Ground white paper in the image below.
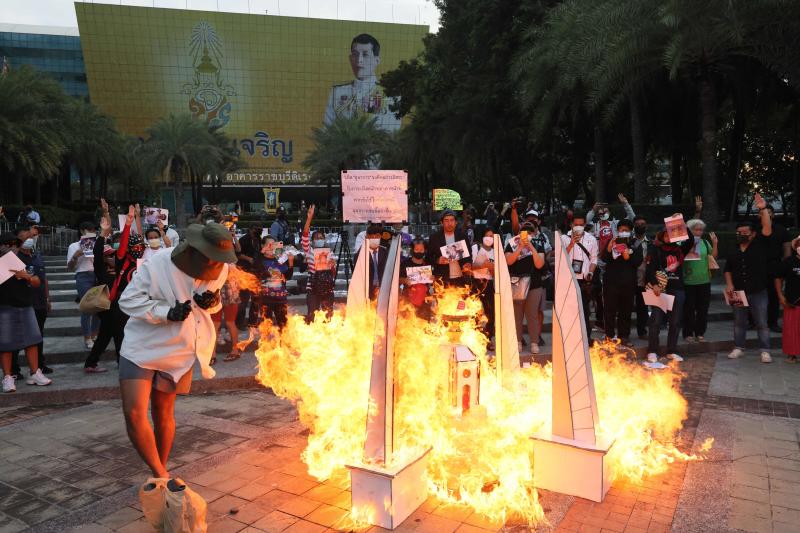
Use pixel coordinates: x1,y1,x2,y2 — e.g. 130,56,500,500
313,248,332,270
0,251,27,285
341,169,408,223
144,207,169,226
664,214,688,243
724,290,749,307
440,239,470,261
643,361,668,370
80,235,96,258
643,289,675,313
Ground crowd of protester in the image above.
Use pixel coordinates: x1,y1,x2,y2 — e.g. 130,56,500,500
1,192,800,393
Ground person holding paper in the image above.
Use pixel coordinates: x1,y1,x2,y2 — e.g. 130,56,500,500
427,210,472,287
401,238,434,320
600,219,642,347
724,193,773,363
68,221,101,349
302,205,336,321
682,219,718,343
644,219,695,364
561,213,598,335
0,233,52,393
471,229,496,349
252,235,295,330
774,236,800,363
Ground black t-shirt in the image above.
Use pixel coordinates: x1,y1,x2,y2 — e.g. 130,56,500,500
768,224,791,263
725,234,771,292
777,255,800,304
237,233,260,271
504,242,544,288
0,253,33,308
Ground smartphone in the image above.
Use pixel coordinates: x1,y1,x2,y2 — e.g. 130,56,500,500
520,230,528,241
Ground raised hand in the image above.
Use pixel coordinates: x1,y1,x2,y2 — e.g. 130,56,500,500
617,193,628,204
167,300,192,321
157,219,165,233
307,204,315,221
100,198,109,213
709,232,718,244
127,204,135,224
754,192,767,211
695,195,703,212
134,203,141,217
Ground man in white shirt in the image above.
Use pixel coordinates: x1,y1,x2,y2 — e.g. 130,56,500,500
67,221,99,348
117,223,236,479
561,213,598,334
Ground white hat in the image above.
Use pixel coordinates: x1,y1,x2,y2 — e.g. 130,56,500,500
525,209,539,218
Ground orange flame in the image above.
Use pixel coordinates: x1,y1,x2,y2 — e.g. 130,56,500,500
254,288,706,526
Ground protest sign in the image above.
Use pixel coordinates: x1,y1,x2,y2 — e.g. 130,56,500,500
313,248,332,270
144,207,169,226
432,189,463,211
341,170,408,223
664,214,689,243
80,234,97,258
406,265,434,285
440,239,470,261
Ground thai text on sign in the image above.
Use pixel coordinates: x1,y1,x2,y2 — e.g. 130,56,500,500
433,189,463,211
341,170,408,223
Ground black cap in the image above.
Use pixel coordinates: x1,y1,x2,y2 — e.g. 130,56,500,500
440,209,457,221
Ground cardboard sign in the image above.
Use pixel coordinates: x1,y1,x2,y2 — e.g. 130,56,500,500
144,207,169,226
664,214,688,243
341,170,408,223
432,189,463,211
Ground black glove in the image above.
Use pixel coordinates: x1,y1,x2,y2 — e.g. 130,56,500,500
167,300,192,322
193,290,220,310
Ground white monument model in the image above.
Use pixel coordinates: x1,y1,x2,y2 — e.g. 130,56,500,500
530,231,614,502
345,235,431,529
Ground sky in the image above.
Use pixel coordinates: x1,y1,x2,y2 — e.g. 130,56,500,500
0,0,441,31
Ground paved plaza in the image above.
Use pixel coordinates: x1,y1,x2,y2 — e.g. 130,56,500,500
0,348,798,533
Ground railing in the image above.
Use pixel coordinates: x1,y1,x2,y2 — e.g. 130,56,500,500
0,222,79,256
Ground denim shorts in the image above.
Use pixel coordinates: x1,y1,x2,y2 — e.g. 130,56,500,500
118,357,192,395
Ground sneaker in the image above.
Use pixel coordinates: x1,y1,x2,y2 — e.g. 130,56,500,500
728,348,744,359
216,335,226,346
531,344,540,355
696,336,705,342
40,366,54,375
26,369,52,387
760,352,773,364
684,337,696,344
647,353,658,363
84,366,108,374
84,339,94,350
667,353,684,362
2,375,16,393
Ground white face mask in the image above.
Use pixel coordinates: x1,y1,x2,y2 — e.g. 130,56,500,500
572,225,584,234
482,236,494,247
368,238,380,250
22,238,36,250
313,239,325,248
618,231,631,238
148,238,161,249
600,212,610,221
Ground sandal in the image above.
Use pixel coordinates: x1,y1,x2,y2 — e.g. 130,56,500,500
224,350,241,362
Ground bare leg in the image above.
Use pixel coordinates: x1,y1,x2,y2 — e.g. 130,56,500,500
23,345,39,374
224,304,239,352
150,388,177,470
1,352,11,376
120,379,168,478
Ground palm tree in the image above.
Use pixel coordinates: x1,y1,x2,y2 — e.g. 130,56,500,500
0,66,68,204
139,114,225,227
304,115,392,211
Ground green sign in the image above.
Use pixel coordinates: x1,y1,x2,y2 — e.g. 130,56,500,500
433,189,463,211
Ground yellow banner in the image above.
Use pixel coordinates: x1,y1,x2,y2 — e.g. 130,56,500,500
433,189,463,211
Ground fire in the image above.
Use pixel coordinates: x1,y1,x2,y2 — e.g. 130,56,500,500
254,288,706,526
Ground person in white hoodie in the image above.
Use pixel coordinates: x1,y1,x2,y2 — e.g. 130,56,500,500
117,223,235,478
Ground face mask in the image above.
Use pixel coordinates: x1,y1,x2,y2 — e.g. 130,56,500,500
736,234,750,244
22,238,35,250
112,242,120,250
313,239,325,248
483,236,494,247
412,251,425,259
368,238,380,250
148,238,161,249
129,247,144,259
600,212,610,221
618,231,631,239
634,225,646,235
572,225,584,234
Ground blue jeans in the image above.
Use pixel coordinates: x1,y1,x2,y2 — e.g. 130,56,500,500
647,289,685,354
75,271,100,338
733,289,770,351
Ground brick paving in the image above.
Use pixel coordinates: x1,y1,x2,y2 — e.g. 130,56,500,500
0,349,798,532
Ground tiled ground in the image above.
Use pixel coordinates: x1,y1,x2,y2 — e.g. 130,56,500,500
1,348,798,532
710,353,800,404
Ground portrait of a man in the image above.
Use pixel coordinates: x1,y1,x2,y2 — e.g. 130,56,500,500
323,33,401,132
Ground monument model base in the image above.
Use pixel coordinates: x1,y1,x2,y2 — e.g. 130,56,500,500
347,447,431,530
531,434,614,502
